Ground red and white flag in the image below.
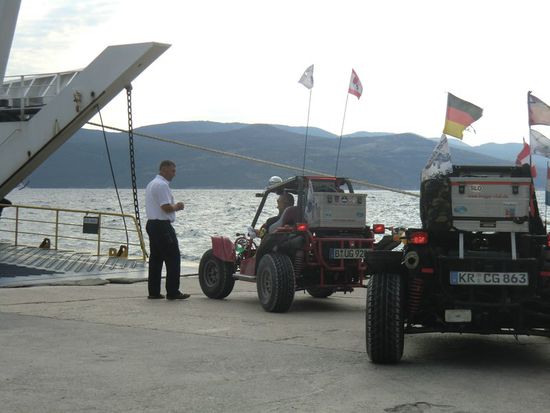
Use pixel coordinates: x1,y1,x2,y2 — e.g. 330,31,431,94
348,69,363,99
528,92,550,126
516,139,530,166
516,138,537,177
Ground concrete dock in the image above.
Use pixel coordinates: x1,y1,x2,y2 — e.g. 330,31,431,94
1,275,550,413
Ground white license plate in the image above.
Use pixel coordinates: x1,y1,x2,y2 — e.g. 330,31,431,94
450,271,528,286
330,248,367,259
445,309,472,323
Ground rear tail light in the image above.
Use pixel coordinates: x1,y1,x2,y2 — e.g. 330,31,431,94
409,231,429,245
373,224,385,234
296,223,309,232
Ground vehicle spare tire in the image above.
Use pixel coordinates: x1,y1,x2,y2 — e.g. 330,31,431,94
256,253,295,313
306,286,334,298
366,272,404,364
198,249,235,299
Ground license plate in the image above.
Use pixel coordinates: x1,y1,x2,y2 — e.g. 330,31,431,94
450,271,528,286
445,309,472,323
329,248,367,259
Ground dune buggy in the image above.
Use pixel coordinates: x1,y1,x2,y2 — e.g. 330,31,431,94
364,165,550,363
199,175,379,312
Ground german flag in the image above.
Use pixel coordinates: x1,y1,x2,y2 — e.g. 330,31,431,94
443,93,483,139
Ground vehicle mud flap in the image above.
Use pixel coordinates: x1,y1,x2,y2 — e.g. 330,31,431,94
364,250,404,274
211,236,236,262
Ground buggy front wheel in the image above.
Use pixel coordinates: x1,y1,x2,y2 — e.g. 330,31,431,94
198,249,235,299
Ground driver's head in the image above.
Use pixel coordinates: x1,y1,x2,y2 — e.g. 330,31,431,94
276,192,294,214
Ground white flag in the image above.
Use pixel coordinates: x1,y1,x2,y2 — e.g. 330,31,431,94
530,129,550,158
528,93,550,126
421,134,453,181
348,69,363,99
298,64,314,89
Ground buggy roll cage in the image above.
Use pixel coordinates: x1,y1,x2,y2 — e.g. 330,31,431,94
250,176,354,229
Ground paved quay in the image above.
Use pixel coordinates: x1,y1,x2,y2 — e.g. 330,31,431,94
1,274,550,413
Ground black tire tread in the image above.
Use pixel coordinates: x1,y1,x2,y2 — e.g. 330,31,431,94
198,249,235,299
257,253,295,313
366,273,404,363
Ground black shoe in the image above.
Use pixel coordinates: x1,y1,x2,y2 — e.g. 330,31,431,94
166,292,190,300
148,294,165,299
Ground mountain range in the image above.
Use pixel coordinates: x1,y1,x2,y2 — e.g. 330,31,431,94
25,121,544,190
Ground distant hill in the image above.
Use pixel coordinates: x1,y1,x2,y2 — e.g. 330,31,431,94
25,121,526,190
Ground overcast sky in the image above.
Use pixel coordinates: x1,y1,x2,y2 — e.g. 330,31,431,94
6,0,550,145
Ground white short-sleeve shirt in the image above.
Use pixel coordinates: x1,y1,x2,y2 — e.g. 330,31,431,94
145,175,175,222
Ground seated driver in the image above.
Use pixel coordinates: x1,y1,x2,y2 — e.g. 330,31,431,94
256,192,294,238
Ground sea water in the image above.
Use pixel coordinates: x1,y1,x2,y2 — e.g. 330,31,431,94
2,188,421,264
5,188,549,264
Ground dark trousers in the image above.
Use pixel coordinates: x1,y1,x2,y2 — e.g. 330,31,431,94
146,220,181,296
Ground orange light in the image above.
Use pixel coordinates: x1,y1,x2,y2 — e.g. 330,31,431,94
296,223,309,232
410,231,429,245
373,224,385,234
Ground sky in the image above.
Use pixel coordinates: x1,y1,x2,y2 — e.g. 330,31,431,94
6,0,550,146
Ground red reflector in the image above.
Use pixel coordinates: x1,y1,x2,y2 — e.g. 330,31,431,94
410,231,429,245
373,224,385,234
296,223,309,232
421,267,434,274
540,271,550,277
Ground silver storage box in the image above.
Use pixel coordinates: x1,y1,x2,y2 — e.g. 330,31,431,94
450,177,531,232
306,192,366,228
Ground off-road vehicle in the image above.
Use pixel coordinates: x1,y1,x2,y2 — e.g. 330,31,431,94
198,175,378,312
364,165,550,363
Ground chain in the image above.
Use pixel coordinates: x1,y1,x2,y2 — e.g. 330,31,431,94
126,85,145,240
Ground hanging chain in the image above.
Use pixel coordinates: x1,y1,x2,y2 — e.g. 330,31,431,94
126,85,144,238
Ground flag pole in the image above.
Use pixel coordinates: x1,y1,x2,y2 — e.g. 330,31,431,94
334,93,350,177
546,161,548,232
301,88,313,175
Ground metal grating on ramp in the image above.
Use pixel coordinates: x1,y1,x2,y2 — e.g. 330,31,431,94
0,263,60,277
0,242,147,287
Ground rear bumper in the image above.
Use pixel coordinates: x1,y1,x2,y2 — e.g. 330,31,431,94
409,255,550,334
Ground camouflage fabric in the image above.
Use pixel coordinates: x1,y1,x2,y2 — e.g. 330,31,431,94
420,178,452,231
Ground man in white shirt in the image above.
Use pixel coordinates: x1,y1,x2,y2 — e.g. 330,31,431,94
145,160,189,300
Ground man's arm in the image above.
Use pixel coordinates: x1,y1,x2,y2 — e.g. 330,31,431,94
161,202,184,213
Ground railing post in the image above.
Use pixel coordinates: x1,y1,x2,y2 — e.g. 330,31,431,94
19,74,24,120
14,206,19,246
54,210,59,250
97,213,102,256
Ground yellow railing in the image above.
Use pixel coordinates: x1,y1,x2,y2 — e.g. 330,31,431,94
0,203,147,260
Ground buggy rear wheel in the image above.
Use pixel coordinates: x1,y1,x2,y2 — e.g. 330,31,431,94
306,286,334,298
366,273,404,364
256,253,295,313
198,249,235,299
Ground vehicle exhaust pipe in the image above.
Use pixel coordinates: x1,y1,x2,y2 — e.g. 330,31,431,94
403,251,420,270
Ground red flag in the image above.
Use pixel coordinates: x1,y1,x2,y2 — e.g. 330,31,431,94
515,139,530,166
348,69,363,99
515,139,537,177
